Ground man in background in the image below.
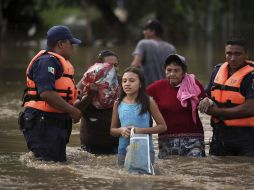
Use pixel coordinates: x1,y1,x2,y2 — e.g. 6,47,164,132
131,19,176,86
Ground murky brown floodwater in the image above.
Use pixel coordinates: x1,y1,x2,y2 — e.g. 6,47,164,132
1,43,254,190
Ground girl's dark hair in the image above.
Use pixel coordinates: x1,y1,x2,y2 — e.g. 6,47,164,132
97,50,118,62
118,67,150,115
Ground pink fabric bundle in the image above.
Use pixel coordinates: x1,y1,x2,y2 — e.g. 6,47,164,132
177,74,201,124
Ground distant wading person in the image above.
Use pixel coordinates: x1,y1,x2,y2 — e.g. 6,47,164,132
131,19,176,86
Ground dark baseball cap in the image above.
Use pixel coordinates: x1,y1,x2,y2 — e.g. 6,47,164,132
47,25,81,44
144,19,163,35
164,54,187,71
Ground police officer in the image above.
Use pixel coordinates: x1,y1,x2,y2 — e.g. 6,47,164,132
199,37,254,156
20,25,82,162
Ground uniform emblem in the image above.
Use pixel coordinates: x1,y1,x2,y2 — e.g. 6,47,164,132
48,66,55,75
229,79,237,84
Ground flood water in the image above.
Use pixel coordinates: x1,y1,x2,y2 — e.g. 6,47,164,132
1,42,254,190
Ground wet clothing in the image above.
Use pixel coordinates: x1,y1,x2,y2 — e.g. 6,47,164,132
147,79,206,158
117,101,155,165
209,121,254,156
80,104,118,155
20,51,75,162
20,108,72,162
158,136,205,158
206,62,254,156
132,39,176,86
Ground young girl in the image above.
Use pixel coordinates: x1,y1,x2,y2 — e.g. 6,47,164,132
110,67,166,165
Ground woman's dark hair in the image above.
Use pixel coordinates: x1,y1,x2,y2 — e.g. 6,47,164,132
164,58,187,73
97,50,118,62
118,67,150,115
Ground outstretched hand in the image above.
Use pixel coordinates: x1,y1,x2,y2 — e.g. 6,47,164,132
198,97,214,113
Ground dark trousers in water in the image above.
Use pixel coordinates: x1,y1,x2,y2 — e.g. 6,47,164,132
210,123,254,156
19,111,72,162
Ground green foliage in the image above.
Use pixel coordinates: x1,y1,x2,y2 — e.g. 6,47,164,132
2,0,254,44
39,6,83,27
83,6,102,21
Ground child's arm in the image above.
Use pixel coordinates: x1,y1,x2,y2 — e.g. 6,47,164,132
110,101,131,138
135,97,167,134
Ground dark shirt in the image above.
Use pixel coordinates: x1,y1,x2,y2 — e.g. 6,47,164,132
206,63,254,99
80,104,118,149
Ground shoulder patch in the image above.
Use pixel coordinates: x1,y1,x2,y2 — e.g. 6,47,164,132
48,66,55,75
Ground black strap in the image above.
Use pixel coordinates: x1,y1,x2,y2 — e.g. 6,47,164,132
211,83,240,92
212,98,239,108
26,87,37,92
247,62,254,68
63,74,73,79
23,94,72,103
22,87,73,105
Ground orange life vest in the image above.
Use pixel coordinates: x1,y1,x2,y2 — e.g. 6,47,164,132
22,50,78,113
211,61,254,127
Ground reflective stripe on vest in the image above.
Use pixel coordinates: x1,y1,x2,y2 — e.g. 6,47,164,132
211,61,254,127
23,50,78,113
